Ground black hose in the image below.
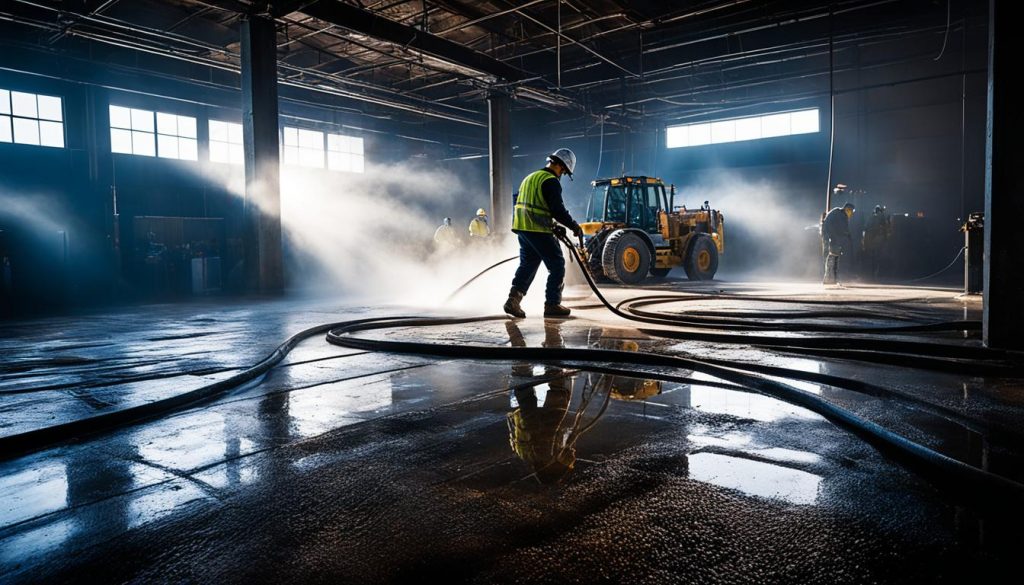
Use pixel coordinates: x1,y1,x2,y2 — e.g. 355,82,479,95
444,256,518,303
4,232,1021,513
325,315,1024,507
0,318,406,461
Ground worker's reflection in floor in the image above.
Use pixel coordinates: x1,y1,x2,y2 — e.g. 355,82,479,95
504,318,575,483
502,320,669,484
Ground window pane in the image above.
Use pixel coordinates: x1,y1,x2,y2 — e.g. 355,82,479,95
37,95,62,122
734,117,762,141
327,151,342,170
299,146,323,168
228,122,243,144
131,108,154,132
210,140,229,163
0,115,11,142
229,143,244,165
710,120,735,144
666,125,687,148
156,112,177,136
209,120,227,142
298,129,322,149
327,133,342,152
177,115,197,139
111,128,133,153
688,123,711,146
157,134,179,159
790,109,819,134
11,92,37,118
179,137,198,161
132,130,155,156
39,121,64,148
353,155,363,173
13,117,40,145
283,127,298,146
761,113,790,138
351,138,363,155
0,90,9,115
109,105,132,129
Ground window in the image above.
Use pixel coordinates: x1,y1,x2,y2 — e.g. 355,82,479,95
109,105,197,159
327,133,364,173
283,127,324,168
0,89,64,148
209,120,243,165
110,105,155,156
156,112,198,160
282,126,364,172
666,108,820,148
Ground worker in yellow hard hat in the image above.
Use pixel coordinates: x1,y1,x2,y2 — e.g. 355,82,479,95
468,208,491,238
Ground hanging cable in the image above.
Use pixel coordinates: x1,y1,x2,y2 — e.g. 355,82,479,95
933,0,951,61
824,4,836,212
904,247,965,283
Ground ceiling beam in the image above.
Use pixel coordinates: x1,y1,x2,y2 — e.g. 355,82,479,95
271,0,529,82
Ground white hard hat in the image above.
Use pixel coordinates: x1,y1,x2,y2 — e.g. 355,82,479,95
476,208,487,216
548,147,577,177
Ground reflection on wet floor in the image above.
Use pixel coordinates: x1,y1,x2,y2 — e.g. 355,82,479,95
500,364,830,505
498,319,835,485
687,452,822,505
1,293,1021,582
687,381,820,421
0,461,67,527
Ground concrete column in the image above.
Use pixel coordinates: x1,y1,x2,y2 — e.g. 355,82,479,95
983,0,1024,349
488,94,513,233
241,16,283,294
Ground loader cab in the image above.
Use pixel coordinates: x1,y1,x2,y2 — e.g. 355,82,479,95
586,177,669,235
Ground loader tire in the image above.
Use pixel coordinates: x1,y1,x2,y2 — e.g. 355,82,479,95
602,231,652,285
684,234,719,280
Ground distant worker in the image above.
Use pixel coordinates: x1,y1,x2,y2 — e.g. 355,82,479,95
503,148,583,319
468,208,491,238
861,205,892,280
433,217,459,249
821,201,856,285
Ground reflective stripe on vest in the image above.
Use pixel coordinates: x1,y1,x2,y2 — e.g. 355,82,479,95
512,169,557,233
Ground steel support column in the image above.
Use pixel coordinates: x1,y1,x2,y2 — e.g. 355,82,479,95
241,16,283,294
983,0,1024,349
488,95,513,233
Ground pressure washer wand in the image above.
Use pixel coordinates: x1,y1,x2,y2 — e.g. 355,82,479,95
553,226,588,267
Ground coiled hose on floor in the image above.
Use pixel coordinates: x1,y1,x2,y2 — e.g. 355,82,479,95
324,315,1024,507
2,236,1022,511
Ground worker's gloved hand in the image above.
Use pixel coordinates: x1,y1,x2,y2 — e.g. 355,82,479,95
571,223,584,239
552,225,567,239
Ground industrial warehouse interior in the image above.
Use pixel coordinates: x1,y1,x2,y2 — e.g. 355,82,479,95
1,0,1022,583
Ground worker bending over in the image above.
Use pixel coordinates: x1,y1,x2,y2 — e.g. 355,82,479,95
503,148,583,318
821,201,856,285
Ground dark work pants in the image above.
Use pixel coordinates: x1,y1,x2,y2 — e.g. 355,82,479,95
822,236,845,284
511,231,565,304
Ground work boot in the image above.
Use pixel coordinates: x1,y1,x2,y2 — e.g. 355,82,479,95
503,288,526,318
543,303,571,318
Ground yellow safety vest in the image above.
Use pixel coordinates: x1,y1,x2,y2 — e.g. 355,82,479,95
513,169,557,233
468,216,490,237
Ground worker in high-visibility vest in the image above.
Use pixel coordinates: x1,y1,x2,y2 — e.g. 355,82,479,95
433,217,459,249
503,148,582,319
468,208,491,238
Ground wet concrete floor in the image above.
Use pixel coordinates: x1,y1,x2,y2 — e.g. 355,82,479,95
1,282,1022,583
